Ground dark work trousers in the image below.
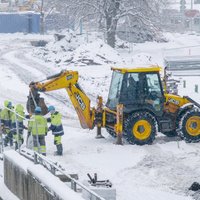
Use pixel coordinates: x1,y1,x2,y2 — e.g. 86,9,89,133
32,135,46,155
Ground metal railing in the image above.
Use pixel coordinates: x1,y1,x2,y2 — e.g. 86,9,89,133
20,149,106,200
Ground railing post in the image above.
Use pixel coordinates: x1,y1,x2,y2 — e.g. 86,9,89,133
183,80,186,88
34,152,38,164
195,84,198,93
51,166,56,175
71,180,77,192
15,112,20,152
0,117,3,153
74,182,77,192
71,180,74,190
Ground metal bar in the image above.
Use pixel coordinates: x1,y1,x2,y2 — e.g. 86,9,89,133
0,120,3,154
14,112,20,152
30,89,38,108
34,152,38,164
74,182,77,192
4,107,26,120
51,166,56,175
30,151,106,200
184,96,200,109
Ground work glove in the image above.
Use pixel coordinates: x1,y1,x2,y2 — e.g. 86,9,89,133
25,115,31,119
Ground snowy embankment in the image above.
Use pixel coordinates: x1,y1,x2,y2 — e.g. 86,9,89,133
0,32,200,200
3,150,84,200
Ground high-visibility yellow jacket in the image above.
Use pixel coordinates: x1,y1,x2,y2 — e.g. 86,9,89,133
11,104,25,133
48,111,64,136
1,105,14,129
28,114,48,136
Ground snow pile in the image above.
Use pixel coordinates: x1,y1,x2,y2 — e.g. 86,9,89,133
34,31,84,65
33,32,123,66
71,39,123,66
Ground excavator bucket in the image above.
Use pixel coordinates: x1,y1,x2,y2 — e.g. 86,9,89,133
27,83,48,115
38,98,48,115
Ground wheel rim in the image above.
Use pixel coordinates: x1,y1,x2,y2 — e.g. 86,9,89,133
186,116,200,136
133,120,152,140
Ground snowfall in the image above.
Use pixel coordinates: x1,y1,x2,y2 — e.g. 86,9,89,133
0,31,200,200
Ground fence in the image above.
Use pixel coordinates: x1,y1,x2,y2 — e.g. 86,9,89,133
181,78,200,94
0,12,40,33
0,106,106,200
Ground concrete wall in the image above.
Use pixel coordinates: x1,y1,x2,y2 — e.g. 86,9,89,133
27,171,54,200
3,150,84,200
3,151,60,200
4,156,28,200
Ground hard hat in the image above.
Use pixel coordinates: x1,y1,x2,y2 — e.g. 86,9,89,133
48,105,55,112
35,106,42,113
4,100,10,107
7,101,12,108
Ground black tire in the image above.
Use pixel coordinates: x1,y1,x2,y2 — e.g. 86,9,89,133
179,108,200,143
124,111,157,145
176,108,193,139
106,127,117,138
163,109,189,139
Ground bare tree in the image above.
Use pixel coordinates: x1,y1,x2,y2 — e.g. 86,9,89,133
45,0,168,47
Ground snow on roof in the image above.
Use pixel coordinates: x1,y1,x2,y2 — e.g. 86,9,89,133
165,55,200,62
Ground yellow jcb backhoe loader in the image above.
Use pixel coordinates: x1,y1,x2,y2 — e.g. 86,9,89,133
28,66,200,145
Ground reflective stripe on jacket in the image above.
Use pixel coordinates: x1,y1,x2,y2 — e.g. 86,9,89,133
28,114,48,136
48,112,64,136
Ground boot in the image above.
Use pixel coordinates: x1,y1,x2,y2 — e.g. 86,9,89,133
10,139,13,147
55,144,63,156
8,132,13,147
15,142,18,150
4,136,8,147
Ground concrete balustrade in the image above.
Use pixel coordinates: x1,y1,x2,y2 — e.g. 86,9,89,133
3,150,84,200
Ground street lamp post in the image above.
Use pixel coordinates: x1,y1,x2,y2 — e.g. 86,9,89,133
180,0,186,31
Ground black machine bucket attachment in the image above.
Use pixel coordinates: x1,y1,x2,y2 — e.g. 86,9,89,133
27,83,48,115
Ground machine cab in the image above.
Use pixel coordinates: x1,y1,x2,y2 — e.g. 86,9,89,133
106,67,165,116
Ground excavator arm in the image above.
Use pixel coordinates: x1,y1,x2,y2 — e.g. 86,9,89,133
29,70,95,129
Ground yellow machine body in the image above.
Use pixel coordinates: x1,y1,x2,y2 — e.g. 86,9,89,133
29,66,200,145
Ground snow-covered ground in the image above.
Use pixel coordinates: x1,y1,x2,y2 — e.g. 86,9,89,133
0,32,200,200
